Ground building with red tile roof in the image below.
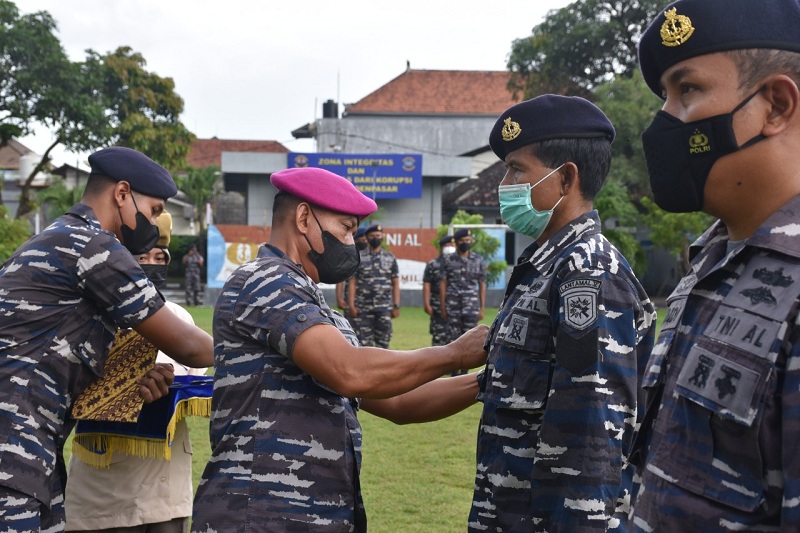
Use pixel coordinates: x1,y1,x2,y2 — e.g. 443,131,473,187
303,68,519,158
187,137,288,168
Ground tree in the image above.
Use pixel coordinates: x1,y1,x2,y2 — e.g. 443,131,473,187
506,0,671,98
640,197,714,276
594,181,646,275
438,210,507,286
36,179,82,222
0,1,69,146
0,206,29,262
86,46,195,172
174,165,222,233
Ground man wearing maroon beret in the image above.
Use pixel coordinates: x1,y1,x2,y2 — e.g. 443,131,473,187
191,167,489,532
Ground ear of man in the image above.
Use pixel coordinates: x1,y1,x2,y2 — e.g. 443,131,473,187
761,75,800,137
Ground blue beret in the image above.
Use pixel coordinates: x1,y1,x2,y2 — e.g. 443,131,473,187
365,223,383,235
271,167,377,218
639,0,800,97
88,146,177,199
454,228,471,240
489,95,615,161
354,227,367,238
439,235,455,247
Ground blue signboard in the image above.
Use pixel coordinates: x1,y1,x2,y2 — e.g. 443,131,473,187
288,152,423,199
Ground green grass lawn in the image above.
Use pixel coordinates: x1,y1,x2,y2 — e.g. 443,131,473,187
67,303,668,532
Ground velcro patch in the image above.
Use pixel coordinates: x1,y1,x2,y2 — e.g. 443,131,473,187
676,347,761,425
558,279,601,330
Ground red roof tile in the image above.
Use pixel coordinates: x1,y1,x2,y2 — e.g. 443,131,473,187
345,69,518,116
187,138,289,168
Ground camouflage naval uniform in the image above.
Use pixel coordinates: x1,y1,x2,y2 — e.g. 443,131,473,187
468,211,656,532
192,243,366,532
442,250,486,340
423,256,448,345
184,252,203,306
0,203,164,531
631,195,800,531
351,248,398,348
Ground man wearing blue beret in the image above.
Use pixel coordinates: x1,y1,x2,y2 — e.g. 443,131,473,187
0,146,214,531
192,167,489,532
468,95,656,531
631,0,800,530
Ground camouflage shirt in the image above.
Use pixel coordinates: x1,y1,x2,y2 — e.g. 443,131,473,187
353,248,398,311
422,256,444,313
469,211,656,532
0,202,163,504
631,195,800,531
442,251,486,315
192,244,365,532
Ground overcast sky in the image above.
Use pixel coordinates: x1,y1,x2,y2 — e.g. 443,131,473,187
17,0,574,166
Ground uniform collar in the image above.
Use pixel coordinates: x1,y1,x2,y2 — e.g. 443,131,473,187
66,202,103,232
691,194,800,261
525,210,601,273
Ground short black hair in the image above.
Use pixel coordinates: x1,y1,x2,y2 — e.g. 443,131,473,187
271,191,302,227
727,49,800,94
82,173,117,199
529,137,612,201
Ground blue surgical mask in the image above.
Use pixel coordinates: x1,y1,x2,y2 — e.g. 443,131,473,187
498,164,564,240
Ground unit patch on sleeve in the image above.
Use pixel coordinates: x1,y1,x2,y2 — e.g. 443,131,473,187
558,278,602,330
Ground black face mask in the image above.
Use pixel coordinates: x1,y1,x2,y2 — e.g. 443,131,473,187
119,194,160,255
642,87,765,213
140,264,168,290
368,237,382,250
304,209,361,284
356,241,368,251
458,242,471,253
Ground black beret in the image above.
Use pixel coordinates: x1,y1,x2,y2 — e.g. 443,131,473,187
454,228,471,240
489,95,615,161
439,235,455,247
355,227,367,238
365,223,383,235
88,146,177,199
639,0,800,97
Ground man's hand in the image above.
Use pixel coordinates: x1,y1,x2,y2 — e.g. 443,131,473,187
448,324,489,370
138,363,175,403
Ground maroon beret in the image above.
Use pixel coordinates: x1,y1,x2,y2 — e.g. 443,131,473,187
270,167,377,218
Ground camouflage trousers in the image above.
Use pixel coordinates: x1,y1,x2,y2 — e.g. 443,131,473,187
446,312,479,374
429,313,449,346
351,309,392,348
0,486,64,532
185,272,203,306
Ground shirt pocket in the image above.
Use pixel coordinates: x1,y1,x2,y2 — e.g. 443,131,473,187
486,310,553,409
649,338,775,512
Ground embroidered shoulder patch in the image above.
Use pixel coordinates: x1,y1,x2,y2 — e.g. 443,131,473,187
558,279,601,330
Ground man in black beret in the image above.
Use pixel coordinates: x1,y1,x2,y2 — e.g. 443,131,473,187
0,146,213,531
631,1,800,530
423,235,457,347
467,94,656,532
440,228,487,374
348,223,401,348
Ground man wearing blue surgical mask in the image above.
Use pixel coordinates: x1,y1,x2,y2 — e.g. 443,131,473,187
467,95,656,532
631,1,800,530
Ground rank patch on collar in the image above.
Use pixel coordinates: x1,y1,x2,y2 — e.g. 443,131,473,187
558,278,601,330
